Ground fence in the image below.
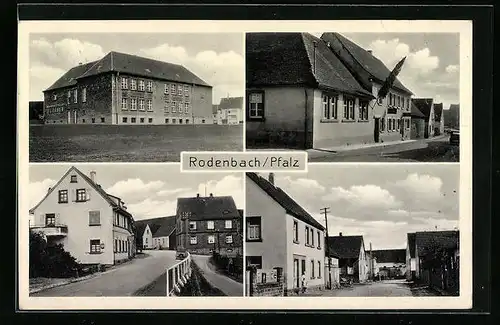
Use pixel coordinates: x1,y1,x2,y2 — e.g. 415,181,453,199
165,252,192,296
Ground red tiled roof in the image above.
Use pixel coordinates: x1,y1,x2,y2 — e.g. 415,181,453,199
45,51,211,92
247,173,325,231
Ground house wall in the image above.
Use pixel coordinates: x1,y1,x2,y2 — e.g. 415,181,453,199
142,225,154,249
245,177,287,272
324,257,340,287
31,172,115,265
113,224,134,262
115,73,213,125
424,106,435,138
43,74,113,125
285,213,325,291
358,243,369,283
153,236,170,249
246,87,311,149
411,117,426,139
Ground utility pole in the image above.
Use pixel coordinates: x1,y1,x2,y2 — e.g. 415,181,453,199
320,207,332,289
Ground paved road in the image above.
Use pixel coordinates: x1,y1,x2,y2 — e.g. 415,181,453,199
32,250,177,297
191,255,244,296
308,136,458,162
305,279,413,297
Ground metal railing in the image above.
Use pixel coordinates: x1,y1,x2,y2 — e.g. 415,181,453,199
166,252,192,296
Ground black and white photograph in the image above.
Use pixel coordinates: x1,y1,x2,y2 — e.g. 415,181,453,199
27,164,244,297
28,32,244,162
245,32,460,162
245,165,460,297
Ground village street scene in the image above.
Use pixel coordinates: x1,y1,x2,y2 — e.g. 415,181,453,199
28,33,244,162
245,164,460,297
28,164,244,297
245,32,460,162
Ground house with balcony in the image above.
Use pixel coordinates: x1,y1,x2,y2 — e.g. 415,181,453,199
327,233,369,283
175,194,242,257
245,172,326,295
29,166,136,266
135,216,176,250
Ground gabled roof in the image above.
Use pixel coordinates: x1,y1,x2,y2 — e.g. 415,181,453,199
177,195,240,221
412,98,434,119
238,209,244,218
246,33,374,98
135,216,176,238
327,235,364,259
407,233,416,258
45,51,211,92
411,101,426,118
434,103,444,121
371,249,406,264
218,97,243,110
247,173,325,231
415,230,459,256
29,166,133,221
321,32,413,95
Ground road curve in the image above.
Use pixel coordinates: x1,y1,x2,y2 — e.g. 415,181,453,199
191,254,243,296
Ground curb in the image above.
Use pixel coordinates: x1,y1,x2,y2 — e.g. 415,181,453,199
29,274,97,294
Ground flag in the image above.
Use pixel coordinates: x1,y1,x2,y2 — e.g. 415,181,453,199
377,56,406,100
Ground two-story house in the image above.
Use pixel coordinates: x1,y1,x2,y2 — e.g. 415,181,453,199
175,194,242,257
327,233,369,283
412,98,435,138
135,216,176,250
43,51,213,125
217,96,244,125
245,172,326,294
29,166,136,266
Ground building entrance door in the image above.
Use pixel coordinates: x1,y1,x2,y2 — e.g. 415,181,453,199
293,258,299,288
374,118,380,142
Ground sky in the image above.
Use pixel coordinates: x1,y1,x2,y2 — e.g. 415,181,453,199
29,33,244,105
255,164,459,250
310,32,460,110
29,164,243,221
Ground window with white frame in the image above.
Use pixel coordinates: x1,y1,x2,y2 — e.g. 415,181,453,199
343,97,355,120
90,239,101,254
225,235,233,244
73,89,78,103
359,100,369,121
189,221,197,230
246,217,261,241
139,99,145,111
121,77,128,89
305,226,310,245
248,91,264,119
208,235,215,244
121,98,128,110
164,84,169,94
130,79,137,90
171,84,175,93
147,99,153,111
82,88,87,103
225,220,232,229
190,236,197,244
172,101,177,112
184,103,189,113
293,220,299,243
67,91,71,104
164,99,170,112
207,221,215,230
184,85,189,96
177,85,182,95
139,80,145,91
322,94,338,120
147,81,153,92
131,98,137,111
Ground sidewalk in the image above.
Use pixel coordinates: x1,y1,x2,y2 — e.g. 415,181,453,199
310,139,418,153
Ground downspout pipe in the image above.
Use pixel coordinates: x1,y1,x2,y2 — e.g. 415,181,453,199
304,89,309,149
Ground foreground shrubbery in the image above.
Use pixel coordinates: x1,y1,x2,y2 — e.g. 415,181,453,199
211,252,243,283
29,231,80,278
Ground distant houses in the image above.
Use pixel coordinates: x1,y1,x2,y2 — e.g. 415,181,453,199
217,96,244,124
135,216,176,250
444,104,460,130
371,249,407,279
411,98,447,138
327,233,369,283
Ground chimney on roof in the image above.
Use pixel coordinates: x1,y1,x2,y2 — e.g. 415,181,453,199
79,62,83,65
90,171,96,182
268,173,275,185
209,193,213,197
339,232,343,236
196,193,200,198
367,49,373,55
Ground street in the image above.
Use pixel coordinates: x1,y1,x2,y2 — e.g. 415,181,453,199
191,254,244,296
308,136,459,162
31,250,177,297
301,279,414,297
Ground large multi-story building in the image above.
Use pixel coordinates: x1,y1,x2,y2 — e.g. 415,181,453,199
29,166,136,266
245,172,326,294
175,194,242,257
42,51,213,125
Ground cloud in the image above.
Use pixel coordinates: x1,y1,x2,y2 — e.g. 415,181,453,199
322,184,401,210
445,64,459,73
393,173,443,201
29,178,56,208
201,174,244,209
127,198,178,220
157,188,192,197
105,179,165,201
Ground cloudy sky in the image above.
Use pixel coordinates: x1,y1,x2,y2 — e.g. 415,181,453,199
29,164,243,220
311,32,460,110
256,164,459,250
29,33,244,105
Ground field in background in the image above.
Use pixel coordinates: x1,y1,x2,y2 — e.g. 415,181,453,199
29,124,243,162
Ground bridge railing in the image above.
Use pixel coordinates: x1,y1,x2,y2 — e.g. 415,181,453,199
166,252,192,296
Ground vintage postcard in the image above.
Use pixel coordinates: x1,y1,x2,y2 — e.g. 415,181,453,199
18,19,472,310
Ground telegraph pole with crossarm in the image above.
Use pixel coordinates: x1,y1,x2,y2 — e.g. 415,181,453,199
321,207,332,289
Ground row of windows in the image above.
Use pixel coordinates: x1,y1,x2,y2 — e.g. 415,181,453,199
309,259,322,280
189,234,233,245
188,220,233,230
388,92,410,110
114,238,130,253
114,212,130,230
121,77,191,97
52,88,87,104
121,98,153,111
45,106,65,114
293,220,322,249
57,188,88,203
379,117,411,133
322,93,369,121
164,101,190,113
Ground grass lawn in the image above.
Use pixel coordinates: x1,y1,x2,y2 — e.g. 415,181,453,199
29,124,243,162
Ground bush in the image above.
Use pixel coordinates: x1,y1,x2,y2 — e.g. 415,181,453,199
29,231,80,278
